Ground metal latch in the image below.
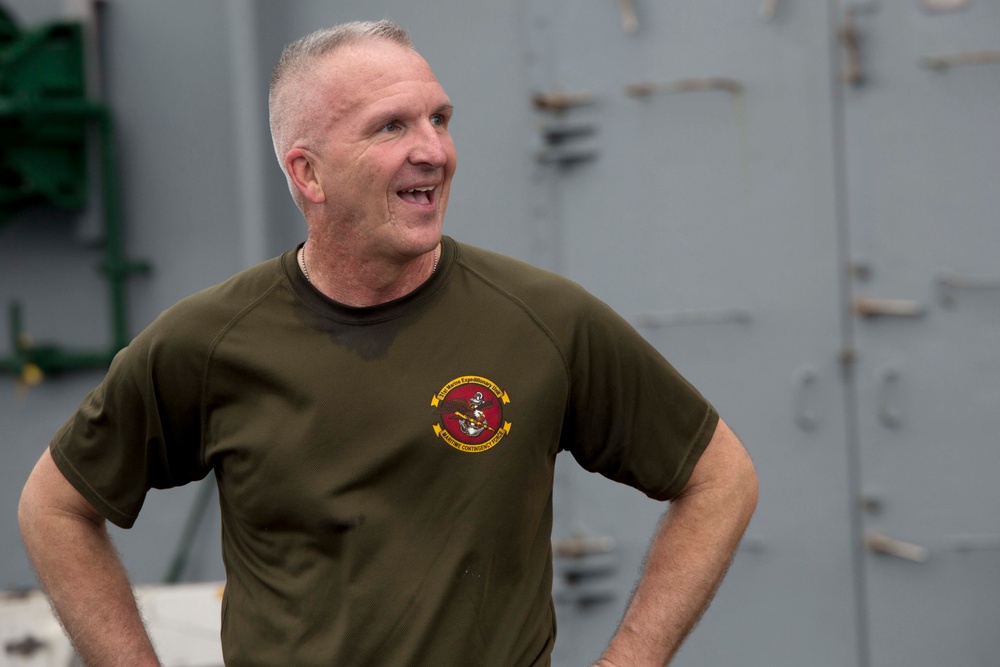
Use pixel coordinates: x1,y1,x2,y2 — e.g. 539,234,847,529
921,0,968,12
922,50,1000,71
936,272,1000,307
553,535,616,559
532,91,595,112
865,530,929,562
853,297,924,318
625,77,743,98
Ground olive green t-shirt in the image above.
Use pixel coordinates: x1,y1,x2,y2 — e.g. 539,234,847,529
51,237,718,666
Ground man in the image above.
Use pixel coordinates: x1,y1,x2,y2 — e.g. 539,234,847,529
19,20,757,667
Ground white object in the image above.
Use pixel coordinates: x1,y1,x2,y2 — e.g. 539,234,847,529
1,582,224,667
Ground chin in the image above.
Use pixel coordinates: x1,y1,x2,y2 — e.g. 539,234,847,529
385,227,441,260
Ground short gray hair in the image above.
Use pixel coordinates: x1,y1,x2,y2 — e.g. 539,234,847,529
269,20,412,99
268,20,414,209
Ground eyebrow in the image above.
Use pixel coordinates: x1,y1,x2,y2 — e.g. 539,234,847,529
361,101,454,133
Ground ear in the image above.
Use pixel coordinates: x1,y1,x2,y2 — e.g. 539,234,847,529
285,147,326,204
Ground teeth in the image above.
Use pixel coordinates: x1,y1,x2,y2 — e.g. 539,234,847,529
403,186,435,193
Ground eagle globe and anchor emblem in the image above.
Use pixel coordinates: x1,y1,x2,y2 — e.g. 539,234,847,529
431,376,512,453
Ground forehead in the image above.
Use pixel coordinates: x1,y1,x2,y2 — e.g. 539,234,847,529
313,42,450,124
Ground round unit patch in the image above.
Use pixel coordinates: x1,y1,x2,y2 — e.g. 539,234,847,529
431,376,512,453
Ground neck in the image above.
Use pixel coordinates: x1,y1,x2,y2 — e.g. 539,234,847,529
300,238,440,307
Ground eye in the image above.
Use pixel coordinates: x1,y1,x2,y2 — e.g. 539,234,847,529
431,114,449,128
381,121,400,133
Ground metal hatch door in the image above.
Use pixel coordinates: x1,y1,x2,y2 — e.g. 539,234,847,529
524,2,860,665
838,1,1000,664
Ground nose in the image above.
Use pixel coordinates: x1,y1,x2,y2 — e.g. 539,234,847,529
408,120,450,168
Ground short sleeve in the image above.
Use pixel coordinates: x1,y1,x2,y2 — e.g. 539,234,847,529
50,317,212,529
560,297,718,501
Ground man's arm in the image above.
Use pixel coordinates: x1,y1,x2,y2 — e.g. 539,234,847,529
18,448,161,667
595,418,758,667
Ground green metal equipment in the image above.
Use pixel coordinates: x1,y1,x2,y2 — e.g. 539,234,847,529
0,5,149,381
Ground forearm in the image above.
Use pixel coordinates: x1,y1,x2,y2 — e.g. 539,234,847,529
597,420,758,667
19,453,161,667
598,486,755,666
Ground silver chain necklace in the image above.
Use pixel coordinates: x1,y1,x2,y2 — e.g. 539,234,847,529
298,243,438,284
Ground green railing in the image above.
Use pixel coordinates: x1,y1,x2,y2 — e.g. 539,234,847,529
0,6,150,380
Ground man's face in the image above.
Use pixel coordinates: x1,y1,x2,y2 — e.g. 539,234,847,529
300,42,457,262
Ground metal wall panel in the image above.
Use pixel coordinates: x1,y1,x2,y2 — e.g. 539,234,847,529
524,2,861,665
839,1,1000,664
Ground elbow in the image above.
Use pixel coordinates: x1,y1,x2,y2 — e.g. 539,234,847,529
714,424,758,527
724,420,758,520
724,442,758,530
680,417,759,521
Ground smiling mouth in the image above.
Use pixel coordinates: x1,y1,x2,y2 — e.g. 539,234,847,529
397,186,435,206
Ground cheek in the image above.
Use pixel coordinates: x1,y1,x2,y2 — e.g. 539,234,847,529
372,154,408,190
